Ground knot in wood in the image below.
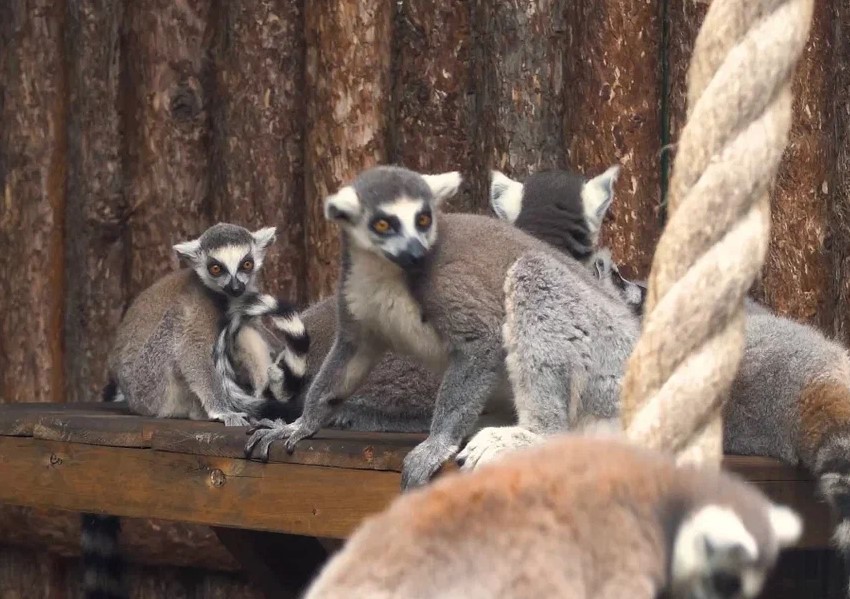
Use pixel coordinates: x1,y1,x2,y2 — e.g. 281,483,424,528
169,77,202,122
49,453,62,466
209,468,226,487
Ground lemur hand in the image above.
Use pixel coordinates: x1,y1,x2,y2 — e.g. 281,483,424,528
244,417,318,461
400,437,459,491
211,411,251,427
456,426,541,471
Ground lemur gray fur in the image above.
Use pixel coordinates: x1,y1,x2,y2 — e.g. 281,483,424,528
105,222,308,426
475,176,850,595
304,435,802,599
245,165,635,489
238,165,623,436
84,223,309,599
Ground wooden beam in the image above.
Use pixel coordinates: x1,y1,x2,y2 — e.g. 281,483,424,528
0,437,399,539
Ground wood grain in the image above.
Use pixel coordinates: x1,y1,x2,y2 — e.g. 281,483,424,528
834,0,850,347
209,0,308,304
122,0,214,298
303,0,393,301
0,0,68,403
563,0,664,280
63,0,129,405
392,0,481,213
0,437,401,539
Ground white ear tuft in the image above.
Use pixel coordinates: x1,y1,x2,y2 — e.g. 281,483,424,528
582,164,620,236
422,171,462,206
324,186,361,222
768,505,802,547
489,171,525,224
173,239,201,263
252,226,277,250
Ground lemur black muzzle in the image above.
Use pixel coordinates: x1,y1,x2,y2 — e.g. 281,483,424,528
394,239,427,269
226,279,246,297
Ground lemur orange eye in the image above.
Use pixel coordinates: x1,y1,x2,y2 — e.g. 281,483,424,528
208,264,222,277
417,213,432,228
241,259,254,272
372,219,391,234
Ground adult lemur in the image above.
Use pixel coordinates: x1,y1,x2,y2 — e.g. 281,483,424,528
305,435,801,599
83,223,308,599
246,166,638,489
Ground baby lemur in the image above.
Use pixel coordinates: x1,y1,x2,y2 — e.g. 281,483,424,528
305,435,802,599
245,166,636,489
106,222,308,426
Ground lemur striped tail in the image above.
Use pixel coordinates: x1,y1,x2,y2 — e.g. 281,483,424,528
81,513,125,599
213,293,309,414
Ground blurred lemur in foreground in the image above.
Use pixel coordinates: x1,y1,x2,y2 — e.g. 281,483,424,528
305,435,801,599
245,165,638,490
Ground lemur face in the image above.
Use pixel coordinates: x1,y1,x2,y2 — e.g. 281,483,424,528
173,223,277,297
324,166,462,270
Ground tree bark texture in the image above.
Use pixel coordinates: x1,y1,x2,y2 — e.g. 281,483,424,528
0,545,262,599
210,0,307,305
63,0,128,405
0,506,239,572
0,0,68,404
392,0,481,213
758,1,834,327
833,0,850,346
480,0,569,177
303,0,393,301
562,0,664,280
122,0,213,299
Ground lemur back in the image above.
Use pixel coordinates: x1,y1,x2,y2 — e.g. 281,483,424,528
305,436,801,599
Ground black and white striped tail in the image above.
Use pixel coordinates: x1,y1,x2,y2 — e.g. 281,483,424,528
81,513,125,599
213,293,309,413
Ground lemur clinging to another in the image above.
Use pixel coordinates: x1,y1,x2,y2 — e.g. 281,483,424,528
245,166,637,489
304,435,802,599
105,222,309,426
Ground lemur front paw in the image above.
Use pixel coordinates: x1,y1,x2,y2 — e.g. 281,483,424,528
244,417,318,462
455,426,541,471
212,411,251,427
400,438,459,491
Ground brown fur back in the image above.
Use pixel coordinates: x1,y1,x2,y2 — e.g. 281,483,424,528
798,380,850,462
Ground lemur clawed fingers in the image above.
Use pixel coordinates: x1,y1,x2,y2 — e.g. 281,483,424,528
214,411,251,427
400,439,459,490
456,426,541,471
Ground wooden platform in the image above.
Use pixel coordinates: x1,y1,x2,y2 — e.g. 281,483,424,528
0,402,838,596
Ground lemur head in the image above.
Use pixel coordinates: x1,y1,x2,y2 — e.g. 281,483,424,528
324,166,462,269
668,495,802,598
490,164,620,263
590,249,647,316
173,223,277,298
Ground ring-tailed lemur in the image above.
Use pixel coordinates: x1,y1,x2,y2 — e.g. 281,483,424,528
83,223,308,599
245,166,636,489
304,435,802,599
482,172,850,595
105,222,308,425
234,165,623,436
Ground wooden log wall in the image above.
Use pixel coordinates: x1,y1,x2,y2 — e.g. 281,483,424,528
1,0,849,596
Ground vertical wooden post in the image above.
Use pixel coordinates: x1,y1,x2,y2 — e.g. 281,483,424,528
303,1,393,301
392,0,479,213
834,0,850,346
122,0,214,298
0,0,68,403
209,0,308,304
563,1,664,280
64,0,128,404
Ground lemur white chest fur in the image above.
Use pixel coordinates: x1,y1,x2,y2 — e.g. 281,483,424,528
344,249,447,371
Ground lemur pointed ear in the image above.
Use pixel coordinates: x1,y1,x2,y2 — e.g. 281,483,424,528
324,186,361,223
768,505,802,547
422,171,462,206
173,238,201,263
582,164,620,237
252,226,277,250
490,171,524,224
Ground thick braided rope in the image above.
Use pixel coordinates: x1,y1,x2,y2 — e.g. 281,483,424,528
620,0,814,465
